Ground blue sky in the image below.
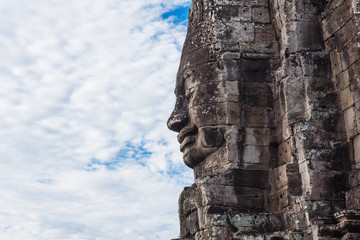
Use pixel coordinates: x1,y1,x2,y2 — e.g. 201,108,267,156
162,5,190,24
0,0,192,239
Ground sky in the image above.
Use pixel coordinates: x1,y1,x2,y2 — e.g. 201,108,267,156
0,0,192,239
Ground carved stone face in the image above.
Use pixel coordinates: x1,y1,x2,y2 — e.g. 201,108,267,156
168,66,219,168
167,0,242,168
167,57,240,168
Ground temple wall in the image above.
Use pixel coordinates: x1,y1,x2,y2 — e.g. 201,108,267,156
169,0,360,239
322,0,360,212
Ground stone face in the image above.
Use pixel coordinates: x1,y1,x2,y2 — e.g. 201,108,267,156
168,0,360,239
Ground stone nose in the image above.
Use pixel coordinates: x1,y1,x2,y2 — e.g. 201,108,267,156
167,94,188,132
167,110,188,132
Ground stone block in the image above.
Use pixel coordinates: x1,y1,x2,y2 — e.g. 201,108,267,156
340,86,354,110
245,82,274,107
301,51,331,77
325,35,336,52
334,15,360,51
229,213,284,234
284,77,307,123
225,169,270,190
309,170,348,201
340,36,360,70
286,172,302,196
274,118,292,143
193,146,233,179
274,0,322,23
237,6,252,21
355,135,360,165
254,23,275,42
272,165,287,190
272,0,292,23
349,170,360,187
214,40,240,53
306,90,338,110
330,49,343,76
179,45,215,72
278,138,292,166
221,59,241,81
239,41,279,56
344,106,357,140
178,63,218,88
242,58,270,73
244,106,275,128
243,145,271,165
191,101,240,127
245,128,271,146
243,68,270,83
310,200,346,219
282,21,323,54
323,0,348,16
349,58,360,86
298,129,338,149
182,21,216,52
198,126,227,148
214,5,241,21
191,81,224,105
274,99,285,124
336,69,350,90
322,0,354,40
215,22,255,43
308,144,350,171
306,76,334,93
283,210,311,231
191,81,239,106
294,0,323,21
179,186,202,219
202,184,266,210
269,188,288,212
346,185,360,209
354,0,360,13
242,59,272,82
330,50,343,76
276,55,303,79
355,94,360,134
181,211,199,236
252,7,270,23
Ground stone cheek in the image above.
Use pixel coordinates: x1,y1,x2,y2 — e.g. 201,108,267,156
190,102,240,127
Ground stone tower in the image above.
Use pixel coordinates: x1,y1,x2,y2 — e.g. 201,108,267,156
167,0,360,239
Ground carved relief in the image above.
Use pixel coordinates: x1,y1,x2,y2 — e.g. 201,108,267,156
168,0,360,239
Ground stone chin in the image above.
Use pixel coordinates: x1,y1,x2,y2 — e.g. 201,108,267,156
182,145,219,168
181,126,227,168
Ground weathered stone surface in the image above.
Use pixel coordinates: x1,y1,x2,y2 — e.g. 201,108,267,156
167,0,360,239
340,36,360,70
336,69,350,90
277,138,292,166
245,128,271,146
340,86,354,110
344,106,357,140
354,135,360,165
322,0,355,39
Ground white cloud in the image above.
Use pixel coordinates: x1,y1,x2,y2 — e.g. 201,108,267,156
0,0,192,239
